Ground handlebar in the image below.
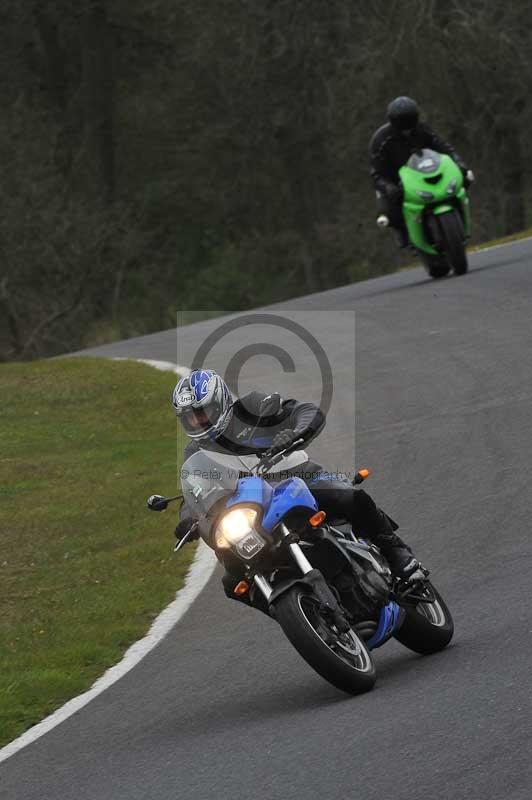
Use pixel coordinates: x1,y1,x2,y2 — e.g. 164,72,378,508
255,437,305,475
170,456,370,554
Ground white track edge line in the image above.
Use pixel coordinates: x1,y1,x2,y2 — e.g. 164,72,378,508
470,234,532,256
115,357,191,377
0,358,215,765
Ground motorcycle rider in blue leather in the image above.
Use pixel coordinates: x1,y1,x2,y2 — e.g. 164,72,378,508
167,369,424,602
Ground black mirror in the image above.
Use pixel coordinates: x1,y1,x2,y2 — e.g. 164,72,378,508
259,393,281,417
147,494,169,512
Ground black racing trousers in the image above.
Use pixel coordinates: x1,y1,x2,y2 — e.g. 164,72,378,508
308,481,392,537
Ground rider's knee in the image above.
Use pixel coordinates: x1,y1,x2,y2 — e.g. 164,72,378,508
352,488,380,528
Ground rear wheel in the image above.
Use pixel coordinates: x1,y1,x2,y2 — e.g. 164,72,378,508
394,582,454,654
438,212,468,275
274,587,376,695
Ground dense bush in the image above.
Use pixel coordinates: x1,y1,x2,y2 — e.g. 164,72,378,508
1,1,531,359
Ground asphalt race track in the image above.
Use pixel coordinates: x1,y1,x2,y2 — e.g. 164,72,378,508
3,239,532,800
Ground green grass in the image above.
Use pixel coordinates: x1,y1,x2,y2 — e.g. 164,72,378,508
0,358,193,747
467,226,532,252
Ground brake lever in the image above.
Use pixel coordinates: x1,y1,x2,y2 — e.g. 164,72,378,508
174,522,199,553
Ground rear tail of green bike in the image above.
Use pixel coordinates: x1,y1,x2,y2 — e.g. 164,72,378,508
400,149,471,278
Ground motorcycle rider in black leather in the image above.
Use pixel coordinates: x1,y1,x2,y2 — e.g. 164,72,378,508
370,96,472,248
167,369,423,605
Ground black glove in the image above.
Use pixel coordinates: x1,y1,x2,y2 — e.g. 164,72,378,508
174,518,199,542
383,182,403,203
269,428,298,456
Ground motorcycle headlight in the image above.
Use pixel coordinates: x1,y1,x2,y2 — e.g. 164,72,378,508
416,190,434,201
446,179,458,195
214,508,266,559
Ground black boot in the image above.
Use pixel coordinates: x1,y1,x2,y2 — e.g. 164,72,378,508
393,225,409,249
372,510,422,580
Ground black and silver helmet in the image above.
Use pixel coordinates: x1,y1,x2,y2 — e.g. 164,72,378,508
172,369,233,442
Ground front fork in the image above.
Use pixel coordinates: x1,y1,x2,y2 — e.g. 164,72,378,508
254,523,313,601
253,525,350,633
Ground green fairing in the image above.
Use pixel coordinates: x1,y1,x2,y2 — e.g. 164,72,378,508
399,151,471,254
432,204,453,215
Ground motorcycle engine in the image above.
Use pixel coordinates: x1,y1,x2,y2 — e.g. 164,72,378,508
303,534,392,621
335,555,392,621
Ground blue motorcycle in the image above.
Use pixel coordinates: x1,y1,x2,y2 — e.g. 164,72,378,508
149,443,453,695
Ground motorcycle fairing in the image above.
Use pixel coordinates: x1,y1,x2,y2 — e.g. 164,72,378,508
432,204,453,215
261,477,318,532
226,476,273,514
226,475,318,534
400,149,470,254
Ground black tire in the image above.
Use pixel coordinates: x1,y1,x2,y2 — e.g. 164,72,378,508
419,251,451,279
273,587,376,695
394,583,454,655
438,212,468,275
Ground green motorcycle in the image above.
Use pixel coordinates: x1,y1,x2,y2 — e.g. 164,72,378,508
381,149,471,278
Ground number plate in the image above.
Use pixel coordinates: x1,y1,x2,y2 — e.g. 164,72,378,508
236,532,265,559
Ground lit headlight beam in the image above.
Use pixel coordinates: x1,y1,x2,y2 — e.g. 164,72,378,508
215,508,258,548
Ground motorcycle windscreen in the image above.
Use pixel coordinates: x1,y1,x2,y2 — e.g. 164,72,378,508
180,449,311,539
406,148,442,173
180,448,311,514
180,451,242,521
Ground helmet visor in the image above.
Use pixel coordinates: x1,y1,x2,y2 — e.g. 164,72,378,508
177,400,222,437
394,112,418,131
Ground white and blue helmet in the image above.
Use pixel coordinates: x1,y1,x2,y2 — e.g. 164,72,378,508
172,369,233,441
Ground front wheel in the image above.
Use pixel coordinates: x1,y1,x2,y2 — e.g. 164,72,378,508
394,582,454,655
419,251,451,279
273,587,376,695
438,212,468,275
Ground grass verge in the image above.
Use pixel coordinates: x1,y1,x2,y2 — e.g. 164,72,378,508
397,226,532,273
467,226,532,252
0,357,193,747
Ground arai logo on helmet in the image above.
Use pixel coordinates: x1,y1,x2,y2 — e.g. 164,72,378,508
176,392,194,406
190,370,213,402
